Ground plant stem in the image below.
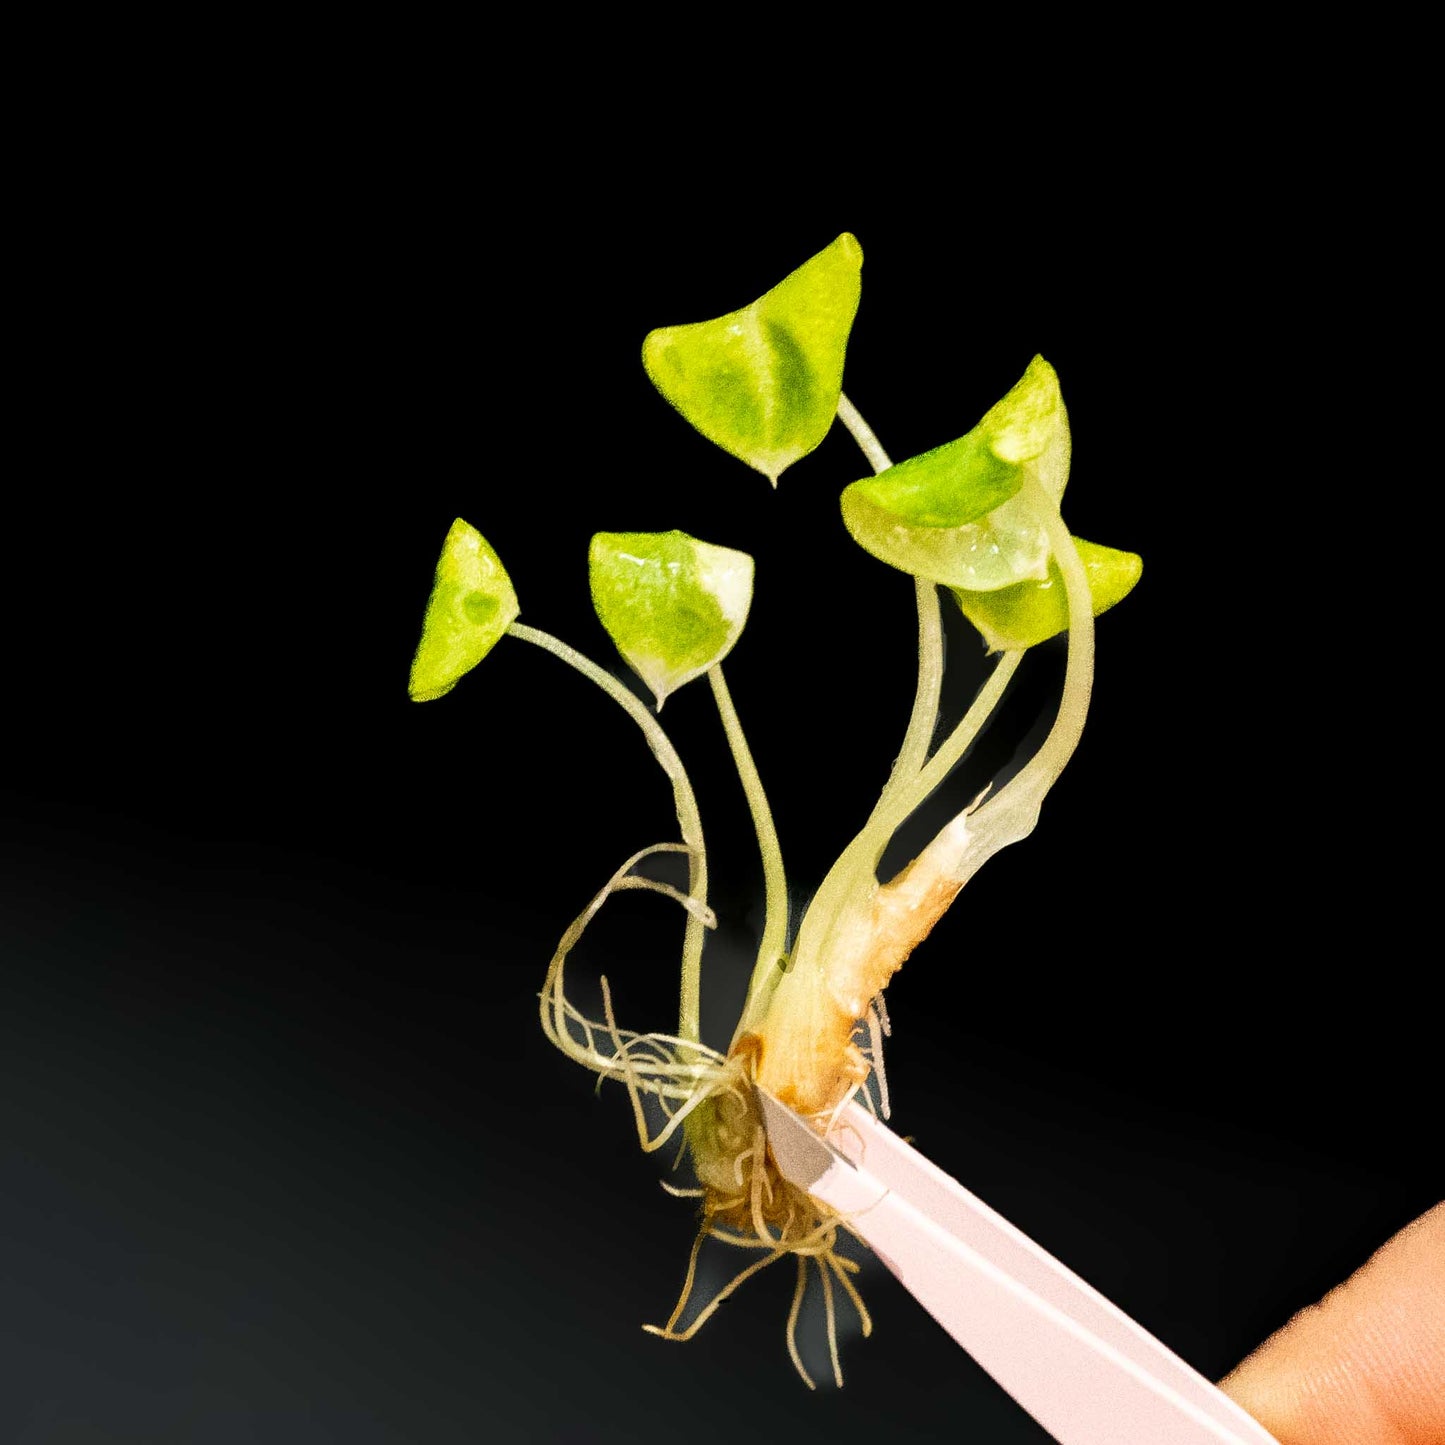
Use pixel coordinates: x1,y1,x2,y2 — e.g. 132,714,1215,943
837,393,945,802
736,394,959,1036
755,393,957,1016
878,476,1095,905
783,646,1023,986
836,392,891,474
868,648,1026,849
972,475,1094,825
763,483,1096,1089
508,622,710,1043
708,665,789,1036
884,580,943,787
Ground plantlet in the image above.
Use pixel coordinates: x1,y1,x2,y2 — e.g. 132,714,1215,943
407,234,1141,1387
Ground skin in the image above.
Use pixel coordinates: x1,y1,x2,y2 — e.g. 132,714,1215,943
1220,1203,1445,1444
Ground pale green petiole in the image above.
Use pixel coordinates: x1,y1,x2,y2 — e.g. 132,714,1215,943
891,578,945,787
708,663,789,1030
970,472,1094,827
835,392,891,475
508,622,710,1043
737,393,957,1036
775,646,1024,1011
837,392,944,801
854,474,1095,909
752,393,1088,1025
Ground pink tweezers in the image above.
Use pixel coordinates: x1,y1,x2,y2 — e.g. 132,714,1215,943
756,1090,1279,1444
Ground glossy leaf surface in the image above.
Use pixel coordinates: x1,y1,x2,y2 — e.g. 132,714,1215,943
951,537,1143,651
408,519,519,701
841,356,1071,590
642,234,863,484
589,530,753,708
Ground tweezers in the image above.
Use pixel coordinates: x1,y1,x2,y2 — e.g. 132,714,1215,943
756,1089,1279,1444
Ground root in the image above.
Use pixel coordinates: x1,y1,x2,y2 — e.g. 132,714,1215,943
643,1243,791,1344
820,1252,841,1388
787,1256,813,1388
540,841,872,1387
644,1203,869,1388
865,997,891,1120
829,1250,873,1339
654,1218,708,1336
539,841,728,1119
637,1046,873,1389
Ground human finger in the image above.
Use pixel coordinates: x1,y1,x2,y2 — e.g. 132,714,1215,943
1219,1202,1445,1444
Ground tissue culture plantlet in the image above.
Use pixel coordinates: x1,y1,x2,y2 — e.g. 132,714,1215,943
408,235,1141,1387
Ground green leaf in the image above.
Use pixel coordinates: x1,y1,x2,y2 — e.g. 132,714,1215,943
408,519,519,701
950,537,1142,651
589,530,753,708
840,356,1071,590
642,233,863,485
842,429,1022,530
976,354,1070,488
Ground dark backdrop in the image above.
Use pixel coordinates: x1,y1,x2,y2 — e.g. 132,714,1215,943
5,132,1437,1443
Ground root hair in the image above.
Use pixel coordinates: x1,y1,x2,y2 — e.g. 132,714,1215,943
539,841,873,1388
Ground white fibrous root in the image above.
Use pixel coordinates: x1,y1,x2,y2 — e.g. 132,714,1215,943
538,842,875,1389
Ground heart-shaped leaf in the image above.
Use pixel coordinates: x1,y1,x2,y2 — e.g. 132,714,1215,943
642,233,863,485
950,537,1143,651
408,519,519,701
589,530,754,708
840,356,1071,589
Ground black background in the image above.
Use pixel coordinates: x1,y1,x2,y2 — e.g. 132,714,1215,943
5,121,1438,1443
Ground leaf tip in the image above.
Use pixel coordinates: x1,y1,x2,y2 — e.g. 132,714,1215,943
408,675,458,704
822,231,863,272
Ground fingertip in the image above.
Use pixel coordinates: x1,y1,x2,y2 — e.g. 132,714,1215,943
1221,1202,1445,1443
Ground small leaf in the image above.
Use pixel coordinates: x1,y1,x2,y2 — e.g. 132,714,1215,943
408,519,519,701
642,233,863,485
840,356,1070,590
589,530,753,708
950,537,1142,651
